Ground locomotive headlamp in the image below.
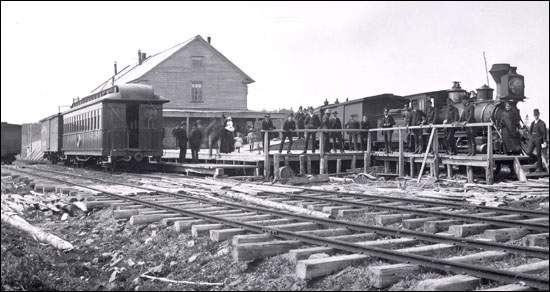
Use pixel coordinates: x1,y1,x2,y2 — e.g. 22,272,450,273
508,77,524,96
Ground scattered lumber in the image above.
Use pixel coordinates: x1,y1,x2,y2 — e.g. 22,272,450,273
1,210,74,250
140,274,223,286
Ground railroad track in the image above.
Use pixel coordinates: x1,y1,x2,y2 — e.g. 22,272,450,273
3,165,549,290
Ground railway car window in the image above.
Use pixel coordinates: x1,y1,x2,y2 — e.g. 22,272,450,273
191,81,203,102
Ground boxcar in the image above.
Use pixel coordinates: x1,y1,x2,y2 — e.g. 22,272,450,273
1,122,22,164
40,113,63,163
60,84,168,165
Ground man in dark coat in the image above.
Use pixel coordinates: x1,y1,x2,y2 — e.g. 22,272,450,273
189,120,203,162
360,115,370,151
329,111,344,153
498,102,522,154
261,114,275,153
172,121,188,163
408,101,426,154
442,101,459,155
460,98,476,156
422,99,437,152
382,108,395,153
345,116,360,151
303,107,321,154
320,111,331,153
279,113,296,154
402,104,413,152
526,108,548,172
295,106,306,139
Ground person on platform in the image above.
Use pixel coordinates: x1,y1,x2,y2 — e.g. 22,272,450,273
279,113,296,154
261,114,275,153
172,121,188,163
303,107,321,154
498,102,522,155
320,111,331,153
335,98,340,104
345,115,360,151
402,103,413,152
422,99,437,152
295,106,306,139
234,132,243,153
382,108,395,153
526,108,548,172
329,111,344,153
324,99,329,106
360,115,370,151
442,101,459,155
408,101,426,154
247,127,256,152
220,116,235,154
189,120,203,162
460,98,476,156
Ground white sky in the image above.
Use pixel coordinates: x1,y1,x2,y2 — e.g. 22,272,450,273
1,1,548,124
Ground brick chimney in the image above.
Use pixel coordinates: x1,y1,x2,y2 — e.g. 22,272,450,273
114,61,118,75
207,36,211,44
138,49,142,65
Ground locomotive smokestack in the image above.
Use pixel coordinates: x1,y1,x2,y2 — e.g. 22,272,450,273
207,36,211,44
138,49,142,65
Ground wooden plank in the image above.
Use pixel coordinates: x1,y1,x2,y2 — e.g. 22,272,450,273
233,240,302,261
513,157,527,182
403,217,439,229
365,132,372,169
448,214,522,237
467,165,474,183
299,155,306,175
478,284,532,291
483,227,529,242
273,153,281,180
129,213,180,225
432,130,439,179
409,156,415,177
296,254,367,280
521,233,549,247
375,213,416,226
447,164,453,178
351,155,356,170
417,128,436,182
336,159,342,175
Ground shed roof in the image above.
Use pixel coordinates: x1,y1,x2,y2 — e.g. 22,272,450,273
90,35,255,95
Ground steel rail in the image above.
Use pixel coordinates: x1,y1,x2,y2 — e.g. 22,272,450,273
10,166,549,259
275,185,549,217
6,166,548,290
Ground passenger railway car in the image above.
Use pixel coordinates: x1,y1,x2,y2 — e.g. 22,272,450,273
42,84,168,166
1,122,22,164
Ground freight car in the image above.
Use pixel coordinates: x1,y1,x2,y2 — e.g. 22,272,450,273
41,84,168,167
1,122,22,164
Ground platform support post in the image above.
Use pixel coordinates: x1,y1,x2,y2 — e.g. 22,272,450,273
486,125,494,185
336,159,342,175
446,164,453,178
263,131,270,178
273,153,281,180
365,132,372,170
351,155,357,170
299,155,306,176
409,157,415,177
432,130,439,179
307,156,312,175
466,166,474,183
384,161,390,174
319,131,326,174
284,155,289,166
398,129,404,177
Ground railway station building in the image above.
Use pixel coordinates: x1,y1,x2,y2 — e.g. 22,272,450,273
90,35,285,148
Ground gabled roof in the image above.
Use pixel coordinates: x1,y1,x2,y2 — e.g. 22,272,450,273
90,35,255,94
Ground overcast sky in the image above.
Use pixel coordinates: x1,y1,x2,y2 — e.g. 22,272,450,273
2,1,548,124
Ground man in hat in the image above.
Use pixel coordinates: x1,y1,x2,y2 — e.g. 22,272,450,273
442,100,459,155
189,120,203,162
460,97,476,156
320,111,331,153
329,111,344,153
408,101,426,154
279,113,296,154
295,106,306,139
261,114,275,153
382,108,395,153
345,115,360,151
526,108,547,172
172,121,188,163
303,107,321,154
421,99,438,152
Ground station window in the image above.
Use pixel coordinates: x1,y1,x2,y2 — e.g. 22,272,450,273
191,81,203,102
192,56,204,68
